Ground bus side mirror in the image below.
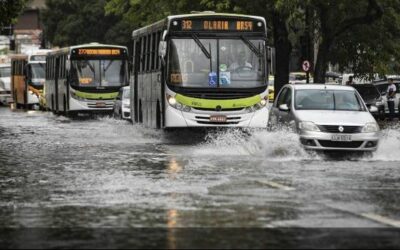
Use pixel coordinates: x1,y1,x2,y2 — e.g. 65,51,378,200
159,41,167,58
66,59,71,71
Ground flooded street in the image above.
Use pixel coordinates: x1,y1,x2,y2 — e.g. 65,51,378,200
0,107,399,248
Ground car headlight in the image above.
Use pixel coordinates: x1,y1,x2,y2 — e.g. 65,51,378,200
362,122,380,133
298,121,320,132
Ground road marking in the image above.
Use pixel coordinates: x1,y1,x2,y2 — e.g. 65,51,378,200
361,213,400,228
255,180,296,191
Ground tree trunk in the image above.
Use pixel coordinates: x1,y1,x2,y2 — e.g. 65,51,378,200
314,39,331,83
272,11,292,98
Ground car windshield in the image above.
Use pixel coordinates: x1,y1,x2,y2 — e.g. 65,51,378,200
168,38,266,88
29,63,45,79
0,67,11,78
295,89,365,111
353,85,380,99
72,60,127,87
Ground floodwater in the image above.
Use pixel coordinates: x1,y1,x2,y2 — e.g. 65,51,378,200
0,107,399,248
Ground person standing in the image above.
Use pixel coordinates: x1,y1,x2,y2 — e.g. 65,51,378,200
387,78,397,121
346,76,355,85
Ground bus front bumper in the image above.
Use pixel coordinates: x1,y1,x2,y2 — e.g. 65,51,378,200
164,106,269,128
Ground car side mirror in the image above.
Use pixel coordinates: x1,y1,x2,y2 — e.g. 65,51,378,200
369,106,378,113
279,104,290,112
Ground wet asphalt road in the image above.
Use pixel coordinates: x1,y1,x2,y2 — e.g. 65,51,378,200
0,106,399,248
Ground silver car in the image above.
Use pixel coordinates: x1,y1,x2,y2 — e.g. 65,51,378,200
269,84,380,152
113,86,131,120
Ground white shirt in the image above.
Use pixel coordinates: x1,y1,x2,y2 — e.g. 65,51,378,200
387,84,397,100
228,62,252,71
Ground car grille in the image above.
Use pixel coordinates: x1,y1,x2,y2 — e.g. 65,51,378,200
318,125,363,134
318,141,364,148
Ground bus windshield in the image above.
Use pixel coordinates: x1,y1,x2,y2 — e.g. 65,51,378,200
30,63,45,80
168,38,266,88
71,59,127,87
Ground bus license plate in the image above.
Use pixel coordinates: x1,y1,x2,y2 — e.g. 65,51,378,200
96,102,106,108
210,115,227,123
331,135,352,142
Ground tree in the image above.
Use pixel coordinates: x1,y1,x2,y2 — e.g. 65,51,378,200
0,0,26,29
309,0,384,83
42,0,122,47
329,0,400,78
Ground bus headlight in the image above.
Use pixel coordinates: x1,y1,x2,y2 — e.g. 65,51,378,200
167,95,177,106
71,91,86,101
167,95,192,112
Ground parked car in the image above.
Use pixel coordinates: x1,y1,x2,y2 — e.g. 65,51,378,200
268,75,275,102
351,84,385,119
113,86,131,120
373,80,400,115
0,64,12,105
269,84,380,152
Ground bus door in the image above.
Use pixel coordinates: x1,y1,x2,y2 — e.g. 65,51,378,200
55,57,60,112
134,39,141,122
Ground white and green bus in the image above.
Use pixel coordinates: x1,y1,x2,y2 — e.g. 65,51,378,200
45,43,129,115
131,12,270,129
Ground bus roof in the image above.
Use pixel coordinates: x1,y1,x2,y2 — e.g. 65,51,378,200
47,43,128,57
132,12,267,37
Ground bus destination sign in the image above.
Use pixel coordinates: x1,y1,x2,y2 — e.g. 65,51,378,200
177,20,259,32
77,49,122,56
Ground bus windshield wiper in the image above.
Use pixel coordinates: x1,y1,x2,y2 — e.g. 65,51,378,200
192,34,213,71
192,34,211,59
241,36,263,58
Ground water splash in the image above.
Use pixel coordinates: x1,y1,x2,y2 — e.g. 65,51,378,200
372,127,400,161
189,128,318,161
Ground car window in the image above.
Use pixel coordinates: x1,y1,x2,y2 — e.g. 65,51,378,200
284,88,292,106
277,88,288,107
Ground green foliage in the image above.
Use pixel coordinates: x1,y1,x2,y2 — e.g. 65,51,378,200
0,0,26,28
330,0,400,77
42,0,122,47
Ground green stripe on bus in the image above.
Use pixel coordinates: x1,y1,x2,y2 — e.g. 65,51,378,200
74,91,118,100
175,94,261,109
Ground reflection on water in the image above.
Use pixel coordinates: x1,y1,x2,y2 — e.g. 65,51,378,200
0,107,400,247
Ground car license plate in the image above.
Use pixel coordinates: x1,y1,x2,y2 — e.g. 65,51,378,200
331,134,352,142
96,102,106,108
210,115,227,123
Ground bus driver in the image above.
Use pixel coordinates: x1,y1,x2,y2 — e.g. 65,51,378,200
228,51,252,71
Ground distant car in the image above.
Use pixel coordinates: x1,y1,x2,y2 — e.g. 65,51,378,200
113,86,131,120
373,80,400,115
0,64,12,105
269,84,380,152
351,84,385,119
268,75,275,102
289,72,313,84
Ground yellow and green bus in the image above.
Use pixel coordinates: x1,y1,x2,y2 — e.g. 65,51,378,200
45,43,129,115
131,12,269,129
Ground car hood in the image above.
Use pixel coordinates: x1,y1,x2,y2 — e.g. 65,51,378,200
295,110,375,126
